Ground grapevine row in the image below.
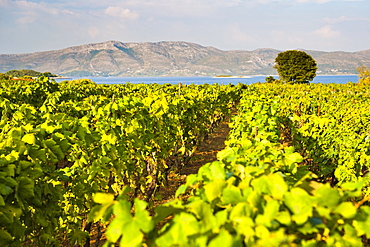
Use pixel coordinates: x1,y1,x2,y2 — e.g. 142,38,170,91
248,83,370,187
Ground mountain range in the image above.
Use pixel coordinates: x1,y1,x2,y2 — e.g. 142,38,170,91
1,41,369,77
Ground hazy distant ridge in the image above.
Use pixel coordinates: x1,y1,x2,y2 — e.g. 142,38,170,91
1,41,369,76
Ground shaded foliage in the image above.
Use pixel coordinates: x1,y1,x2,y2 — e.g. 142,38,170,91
4,69,57,78
274,50,317,84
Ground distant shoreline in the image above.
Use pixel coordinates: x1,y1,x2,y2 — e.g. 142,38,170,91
51,76,71,79
213,75,253,78
54,74,358,79
54,75,358,85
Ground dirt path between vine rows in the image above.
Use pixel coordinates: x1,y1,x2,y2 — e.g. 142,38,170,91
154,113,234,204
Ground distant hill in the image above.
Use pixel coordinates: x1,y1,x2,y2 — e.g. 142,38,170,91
0,41,369,77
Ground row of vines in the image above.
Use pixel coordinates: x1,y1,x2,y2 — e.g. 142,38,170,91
0,77,242,246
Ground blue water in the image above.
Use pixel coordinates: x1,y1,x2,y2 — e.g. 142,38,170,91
55,75,359,85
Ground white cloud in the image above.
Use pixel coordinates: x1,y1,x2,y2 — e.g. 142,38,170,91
14,0,59,15
297,0,362,2
314,25,340,38
16,15,36,24
324,16,352,23
105,6,139,20
125,0,240,7
117,0,227,17
257,0,363,3
4,0,63,26
62,10,77,15
324,16,370,23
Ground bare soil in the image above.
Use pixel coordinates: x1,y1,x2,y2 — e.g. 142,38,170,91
154,115,232,204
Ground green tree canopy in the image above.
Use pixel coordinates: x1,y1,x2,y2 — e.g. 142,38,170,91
357,66,370,86
274,50,317,84
4,69,57,78
0,73,11,80
264,76,281,84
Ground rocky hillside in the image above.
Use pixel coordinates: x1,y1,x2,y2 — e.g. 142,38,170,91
0,41,369,76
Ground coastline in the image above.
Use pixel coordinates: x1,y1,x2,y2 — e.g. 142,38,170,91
213,75,253,78
51,76,71,79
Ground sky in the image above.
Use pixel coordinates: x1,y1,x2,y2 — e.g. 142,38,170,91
0,0,369,54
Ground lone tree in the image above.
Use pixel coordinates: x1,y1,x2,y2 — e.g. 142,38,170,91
274,50,317,84
357,66,370,86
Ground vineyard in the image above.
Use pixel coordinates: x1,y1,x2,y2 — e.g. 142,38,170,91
0,77,370,246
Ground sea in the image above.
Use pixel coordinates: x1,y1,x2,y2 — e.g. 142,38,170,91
55,75,359,85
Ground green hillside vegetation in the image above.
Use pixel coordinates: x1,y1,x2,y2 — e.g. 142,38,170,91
3,69,57,78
